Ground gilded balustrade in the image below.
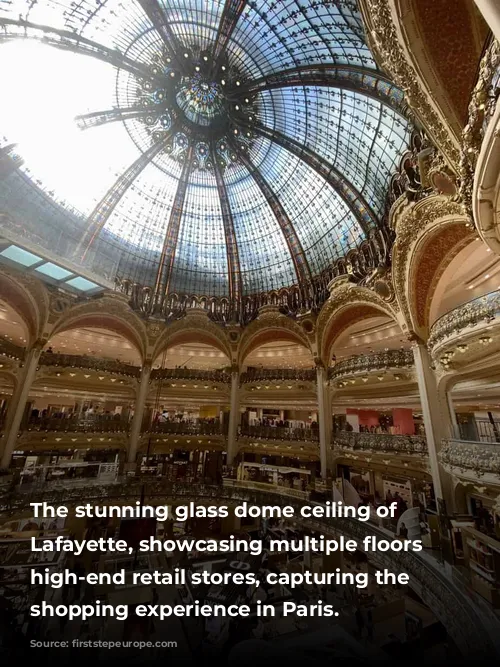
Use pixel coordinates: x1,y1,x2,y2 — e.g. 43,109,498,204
240,368,316,384
440,439,500,479
39,352,141,378
332,430,427,455
329,350,414,380
428,289,500,352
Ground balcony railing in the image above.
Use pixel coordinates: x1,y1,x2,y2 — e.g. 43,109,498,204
0,337,25,360
440,439,500,477
329,349,414,380
151,368,230,383
148,421,226,436
456,419,500,444
39,353,140,378
239,425,319,442
428,289,500,351
332,430,427,455
240,368,316,384
25,417,130,433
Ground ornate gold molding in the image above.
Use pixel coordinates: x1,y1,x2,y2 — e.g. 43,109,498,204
359,0,460,169
391,196,470,333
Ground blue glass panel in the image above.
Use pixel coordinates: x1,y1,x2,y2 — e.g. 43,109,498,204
65,276,100,291
35,262,73,280
0,245,42,267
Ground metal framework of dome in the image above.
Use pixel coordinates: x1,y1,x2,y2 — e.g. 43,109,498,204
0,0,413,322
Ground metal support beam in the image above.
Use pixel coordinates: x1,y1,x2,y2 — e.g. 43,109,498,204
240,64,410,119
153,145,194,303
213,144,243,315
76,133,173,261
212,0,247,64
0,18,154,81
250,121,380,233
233,141,313,289
137,0,186,69
75,107,151,131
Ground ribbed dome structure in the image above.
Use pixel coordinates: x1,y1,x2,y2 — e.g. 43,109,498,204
0,0,412,319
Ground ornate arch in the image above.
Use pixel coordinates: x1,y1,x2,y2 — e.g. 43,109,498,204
358,0,481,169
392,196,475,337
48,296,148,361
238,310,312,367
317,283,400,365
152,313,232,363
0,268,49,343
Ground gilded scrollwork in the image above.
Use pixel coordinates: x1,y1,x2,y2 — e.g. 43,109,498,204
391,196,471,332
440,439,500,479
429,289,500,354
359,0,461,169
329,349,414,381
332,430,427,455
460,38,500,217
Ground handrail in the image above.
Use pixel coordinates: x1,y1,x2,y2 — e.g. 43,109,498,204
25,417,130,434
39,352,140,378
332,430,427,454
151,368,230,383
440,439,500,476
329,349,414,380
428,289,500,350
148,421,226,436
240,368,316,383
239,425,319,442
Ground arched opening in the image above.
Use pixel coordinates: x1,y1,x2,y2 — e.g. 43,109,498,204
429,238,500,326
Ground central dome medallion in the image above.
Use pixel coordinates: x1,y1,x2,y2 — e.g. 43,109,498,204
176,73,225,127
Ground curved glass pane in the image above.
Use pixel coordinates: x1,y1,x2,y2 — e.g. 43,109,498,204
0,0,413,298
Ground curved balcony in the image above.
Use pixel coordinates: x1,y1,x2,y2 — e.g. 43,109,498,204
151,368,230,383
0,337,24,360
332,430,427,455
428,289,500,359
329,350,414,380
39,353,140,378
240,368,316,384
25,417,130,434
440,439,500,485
0,480,497,658
148,421,226,437
239,425,319,443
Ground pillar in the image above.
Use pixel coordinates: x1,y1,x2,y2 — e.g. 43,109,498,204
1,341,43,468
447,391,459,438
474,0,500,42
127,363,151,464
316,362,331,479
412,342,454,507
226,366,240,466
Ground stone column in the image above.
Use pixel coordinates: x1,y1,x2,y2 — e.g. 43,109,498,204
127,363,151,464
412,342,454,505
1,341,43,468
316,361,331,479
475,0,500,42
226,366,240,466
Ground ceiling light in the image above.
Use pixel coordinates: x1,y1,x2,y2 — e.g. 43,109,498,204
203,55,208,61
195,66,200,72
236,80,241,86
84,375,90,379
184,52,189,58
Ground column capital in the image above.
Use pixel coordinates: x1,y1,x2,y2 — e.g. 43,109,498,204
314,357,326,371
230,363,239,375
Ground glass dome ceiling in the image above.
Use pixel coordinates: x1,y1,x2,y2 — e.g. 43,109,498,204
0,0,411,307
